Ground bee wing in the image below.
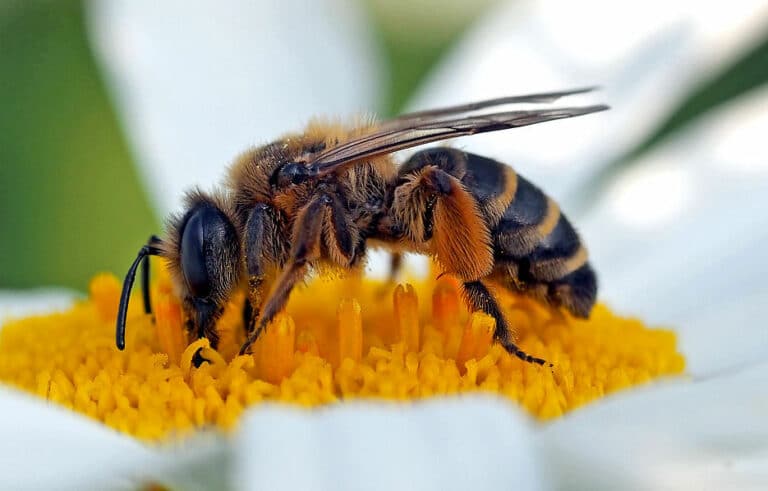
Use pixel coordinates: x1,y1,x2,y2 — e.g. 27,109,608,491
311,103,609,173
377,86,598,130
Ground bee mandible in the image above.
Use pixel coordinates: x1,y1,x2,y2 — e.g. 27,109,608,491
116,87,608,365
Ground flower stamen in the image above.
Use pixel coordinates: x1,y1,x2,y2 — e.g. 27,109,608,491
0,265,685,441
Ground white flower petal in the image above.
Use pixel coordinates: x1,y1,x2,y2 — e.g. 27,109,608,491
537,361,768,490
234,397,542,491
86,0,382,214
581,86,768,376
0,293,233,490
0,383,232,491
0,386,155,491
0,289,78,323
408,0,768,203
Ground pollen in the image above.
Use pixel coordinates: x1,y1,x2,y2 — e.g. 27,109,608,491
0,263,684,441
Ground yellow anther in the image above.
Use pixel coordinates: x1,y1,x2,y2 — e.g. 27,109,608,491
0,267,685,441
393,284,420,353
337,298,362,365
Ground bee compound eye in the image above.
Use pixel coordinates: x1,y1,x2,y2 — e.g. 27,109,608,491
179,205,214,298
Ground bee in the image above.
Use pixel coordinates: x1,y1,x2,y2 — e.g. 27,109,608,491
116,87,607,365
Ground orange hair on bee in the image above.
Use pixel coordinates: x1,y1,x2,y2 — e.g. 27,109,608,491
431,172,494,281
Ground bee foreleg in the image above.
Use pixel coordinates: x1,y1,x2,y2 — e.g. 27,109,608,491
242,300,255,336
461,280,547,366
239,195,329,356
243,203,286,336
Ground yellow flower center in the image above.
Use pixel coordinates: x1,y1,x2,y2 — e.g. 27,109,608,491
0,263,684,441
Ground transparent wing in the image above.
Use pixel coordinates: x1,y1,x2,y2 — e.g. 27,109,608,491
311,101,608,174
377,86,598,130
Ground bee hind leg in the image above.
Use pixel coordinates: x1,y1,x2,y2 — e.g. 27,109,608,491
462,280,548,366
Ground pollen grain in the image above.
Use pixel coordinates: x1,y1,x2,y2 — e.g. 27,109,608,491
0,264,685,441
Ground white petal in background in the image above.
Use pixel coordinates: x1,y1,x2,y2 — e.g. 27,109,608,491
234,398,542,491
538,361,768,490
581,86,768,376
409,0,768,205
86,0,382,215
0,289,78,321
0,296,232,491
0,386,154,491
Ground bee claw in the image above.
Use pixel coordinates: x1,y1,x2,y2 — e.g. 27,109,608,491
238,343,252,357
191,348,210,368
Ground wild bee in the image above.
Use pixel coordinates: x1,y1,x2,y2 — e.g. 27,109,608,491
116,88,607,365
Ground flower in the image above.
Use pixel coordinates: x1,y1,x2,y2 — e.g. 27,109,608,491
0,265,684,442
2,0,768,489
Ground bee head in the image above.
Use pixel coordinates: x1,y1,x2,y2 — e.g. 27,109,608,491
115,189,242,350
169,189,242,311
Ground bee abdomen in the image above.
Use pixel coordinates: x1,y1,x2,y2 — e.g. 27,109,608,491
492,175,597,317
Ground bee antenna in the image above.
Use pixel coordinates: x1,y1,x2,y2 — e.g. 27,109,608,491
140,235,163,315
116,239,162,350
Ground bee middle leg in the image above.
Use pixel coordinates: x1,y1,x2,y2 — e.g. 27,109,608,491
389,252,403,283
373,251,403,299
462,280,547,366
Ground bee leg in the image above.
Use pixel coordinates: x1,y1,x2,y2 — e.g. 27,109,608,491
242,300,255,335
389,252,403,283
242,203,287,338
243,275,266,337
239,196,330,356
462,280,548,366
375,251,403,298
391,162,493,281
140,234,162,315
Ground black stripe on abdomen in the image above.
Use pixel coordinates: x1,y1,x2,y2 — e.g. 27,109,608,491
548,263,597,317
498,175,547,228
528,213,581,264
504,212,586,283
526,213,587,283
460,153,509,203
494,176,547,255
491,182,597,317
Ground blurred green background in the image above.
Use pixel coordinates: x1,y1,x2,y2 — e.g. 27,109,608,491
1,0,767,290
0,1,157,289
